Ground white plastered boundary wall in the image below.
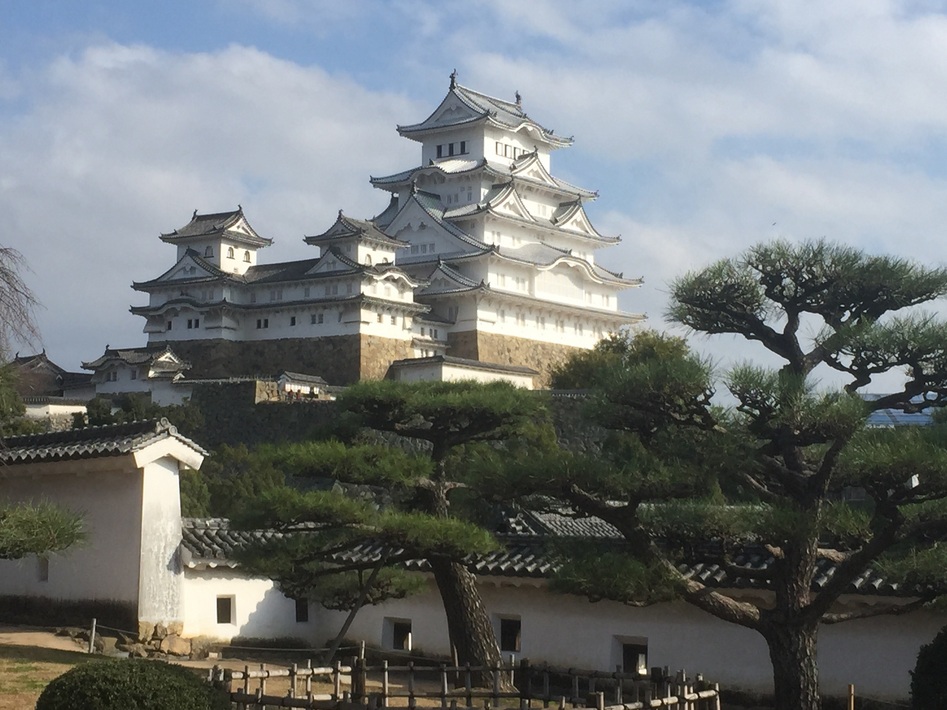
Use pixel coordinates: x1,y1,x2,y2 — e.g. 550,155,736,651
311,579,942,701
0,464,143,604
182,568,316,641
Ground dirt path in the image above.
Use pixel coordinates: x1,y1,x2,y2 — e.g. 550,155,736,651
0,626,85,653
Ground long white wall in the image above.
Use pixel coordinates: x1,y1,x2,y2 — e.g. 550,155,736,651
309,579,940,701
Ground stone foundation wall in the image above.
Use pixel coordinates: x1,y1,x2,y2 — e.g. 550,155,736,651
361,335,414,381
447,332,584,388
158,336,362,385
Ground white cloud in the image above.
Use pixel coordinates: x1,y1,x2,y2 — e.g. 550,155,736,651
0,42,419,367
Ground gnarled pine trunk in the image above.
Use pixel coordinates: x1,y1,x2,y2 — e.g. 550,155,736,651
762,620,820,710
428,555,505,686
422,475,507,688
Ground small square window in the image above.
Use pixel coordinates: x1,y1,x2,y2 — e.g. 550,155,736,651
290,316,297,326
384,618,412,651
391,315,397,325
217,596,234,624
167,321,173,331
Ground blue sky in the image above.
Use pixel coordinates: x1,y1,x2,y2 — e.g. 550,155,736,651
3,0,947,384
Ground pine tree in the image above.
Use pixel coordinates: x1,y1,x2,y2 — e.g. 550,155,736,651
501,240,947,710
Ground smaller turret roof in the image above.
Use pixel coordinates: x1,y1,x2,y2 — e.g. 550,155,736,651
305,210,408,249
160,207,272,249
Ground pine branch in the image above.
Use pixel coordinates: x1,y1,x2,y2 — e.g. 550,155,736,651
821,596,932,625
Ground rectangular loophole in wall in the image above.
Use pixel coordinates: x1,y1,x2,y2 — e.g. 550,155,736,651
498,616,521,654
216,596,235,624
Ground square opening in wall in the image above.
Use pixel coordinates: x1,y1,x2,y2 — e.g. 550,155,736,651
383,617,412,651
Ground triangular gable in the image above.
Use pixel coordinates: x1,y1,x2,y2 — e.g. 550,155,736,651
385,197,487,256
552,202,605,239
398,91,488,137
428,94,484,128
149,252,223,285
511,153,558,190
487,185,535,223
305,248,363,276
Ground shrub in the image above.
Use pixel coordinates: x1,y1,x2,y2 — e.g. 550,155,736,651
912,626,947,709
36,659,230,710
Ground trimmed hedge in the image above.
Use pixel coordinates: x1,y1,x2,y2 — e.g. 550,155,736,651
912,625,947,709
36,659,230,710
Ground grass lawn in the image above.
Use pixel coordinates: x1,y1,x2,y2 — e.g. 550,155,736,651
0,644,93,709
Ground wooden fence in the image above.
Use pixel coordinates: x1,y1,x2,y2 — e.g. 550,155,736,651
210,658,721,710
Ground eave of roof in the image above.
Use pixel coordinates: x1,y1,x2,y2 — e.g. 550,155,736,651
0,418,207,465
160,208,272,248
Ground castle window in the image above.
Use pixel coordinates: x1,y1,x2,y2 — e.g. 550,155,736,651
204,246,213,258
130,369,137,380
460,141,467,154
187,318,199,329
270,289,283,302
431,329,438,339
377,313,383,323
244,251,251,262
250,293,257,304
411,245,418,254
495,141,502,155
304,286,311,297
436,144,443,158
256,318,269,329
227,247,235,259
448,142,455,157
346,283,353,295
391,315,397,326
290,316,296,326
167,320,173,331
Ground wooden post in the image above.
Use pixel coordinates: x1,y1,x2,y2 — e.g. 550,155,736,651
465,662,473,709
493,661,501,708
615,665,622,706
382,659,390,708
542,665,551,708
290,662,298,698
260,663,267,696
87,618,97,654
848,684,855,710
408,661,416,710
243,665,250,695
595,691,605,710
570,670,579,706
440,663,449,709
333,659,342,699
522,658,531,708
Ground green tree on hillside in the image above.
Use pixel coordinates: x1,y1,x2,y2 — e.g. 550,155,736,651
499,241,947,710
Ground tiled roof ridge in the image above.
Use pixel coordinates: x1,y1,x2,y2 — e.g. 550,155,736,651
1,418,169,451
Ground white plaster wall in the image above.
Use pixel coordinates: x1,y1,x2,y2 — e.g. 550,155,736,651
390,363,533,389
182,569,318,641
312,580,936,701
137,458,184,624
0,465,142,604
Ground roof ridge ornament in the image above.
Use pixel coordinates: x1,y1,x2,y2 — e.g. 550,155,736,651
192,209,198,219
515,90,522,108
449,69,458,89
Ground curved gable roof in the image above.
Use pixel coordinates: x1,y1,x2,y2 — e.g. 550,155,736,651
160,207,272,249
397,78,572,149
